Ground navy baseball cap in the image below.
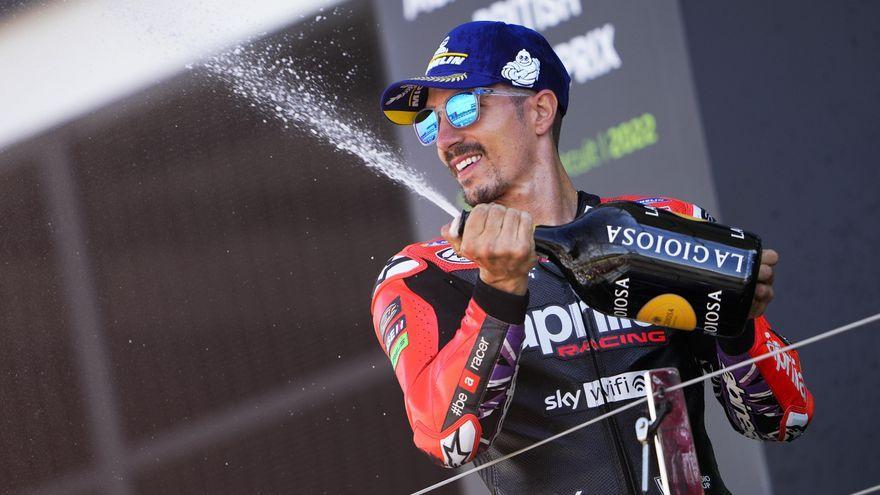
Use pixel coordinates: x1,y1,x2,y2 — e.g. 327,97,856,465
380,21,571,125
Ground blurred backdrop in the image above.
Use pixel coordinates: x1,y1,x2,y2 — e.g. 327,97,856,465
0,0,878,494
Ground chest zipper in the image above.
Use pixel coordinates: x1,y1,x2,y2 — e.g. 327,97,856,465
576,301,639,495
539,261,639,495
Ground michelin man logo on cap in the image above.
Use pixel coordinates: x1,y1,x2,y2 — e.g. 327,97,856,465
501,49,540,87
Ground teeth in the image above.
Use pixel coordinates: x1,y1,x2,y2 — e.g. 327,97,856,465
456,154,482,172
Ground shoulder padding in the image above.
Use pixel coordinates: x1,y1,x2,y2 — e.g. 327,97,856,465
372,238,477,302
601,194,715,222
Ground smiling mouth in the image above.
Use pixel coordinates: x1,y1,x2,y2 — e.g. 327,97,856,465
454,154,482,174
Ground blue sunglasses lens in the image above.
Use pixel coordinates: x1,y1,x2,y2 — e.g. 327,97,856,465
414,109,439,145
412,92,480,145
446,92,479,128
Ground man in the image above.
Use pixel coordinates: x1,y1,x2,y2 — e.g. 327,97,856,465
371,21,813,494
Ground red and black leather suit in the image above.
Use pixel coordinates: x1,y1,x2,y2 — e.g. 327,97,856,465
371,192,814,495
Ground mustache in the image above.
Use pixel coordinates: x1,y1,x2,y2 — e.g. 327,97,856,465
444,143,486,165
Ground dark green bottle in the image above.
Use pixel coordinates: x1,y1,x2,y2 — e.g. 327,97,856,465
458,201,761,337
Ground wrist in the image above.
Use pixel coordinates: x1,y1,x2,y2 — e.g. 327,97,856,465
473,278,528,324
717,318,757,355
479,271,528,296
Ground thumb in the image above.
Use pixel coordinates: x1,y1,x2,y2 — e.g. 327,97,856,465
440,222,451,241
441,215,464,253
441,213,463,242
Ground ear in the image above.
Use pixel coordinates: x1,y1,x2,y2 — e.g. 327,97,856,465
532,89,558,138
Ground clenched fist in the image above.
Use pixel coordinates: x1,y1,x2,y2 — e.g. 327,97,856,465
440,203,537,296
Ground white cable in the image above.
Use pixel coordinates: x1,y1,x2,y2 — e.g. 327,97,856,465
666,312,880,395
412,398,649,495
851,484,880,495
411,312,880,495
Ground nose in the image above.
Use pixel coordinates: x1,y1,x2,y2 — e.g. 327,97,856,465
435,111,463,159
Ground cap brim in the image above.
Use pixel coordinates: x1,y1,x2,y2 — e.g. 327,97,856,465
380,73,504,125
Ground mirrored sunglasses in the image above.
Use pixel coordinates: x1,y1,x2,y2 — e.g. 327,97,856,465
412,87,534,146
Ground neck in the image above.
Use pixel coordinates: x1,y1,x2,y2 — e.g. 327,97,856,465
496,153,579,226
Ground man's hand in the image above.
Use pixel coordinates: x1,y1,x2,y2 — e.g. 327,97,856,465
749,249,778,318
440,203,536,296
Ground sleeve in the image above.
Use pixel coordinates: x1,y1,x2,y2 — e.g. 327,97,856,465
371,255,528,468
701,316,815,442
608,194,815,441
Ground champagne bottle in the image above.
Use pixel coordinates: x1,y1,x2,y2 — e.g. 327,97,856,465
457,201,761,337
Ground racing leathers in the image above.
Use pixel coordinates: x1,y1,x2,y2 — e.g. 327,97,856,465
371,192,814,495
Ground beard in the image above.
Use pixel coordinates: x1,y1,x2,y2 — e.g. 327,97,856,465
461,166,510,207
446,142,511,206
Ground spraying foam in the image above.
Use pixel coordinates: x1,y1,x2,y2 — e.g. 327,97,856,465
201,41,458,217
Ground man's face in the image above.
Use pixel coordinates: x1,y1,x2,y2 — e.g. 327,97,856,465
425,84,534,206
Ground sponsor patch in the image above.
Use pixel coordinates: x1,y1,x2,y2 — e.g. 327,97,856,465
460,369,480,394
441,420,475,467
443,334,502,429
426,53,468,72
448,390,470,418
543,370,649,416
543,388,583,415
782,410,810,441
436,247,473,264
383,316,407,353
468,336,490,372
765,334,807,400
554,330,667,359
522,301,666,357
582,370,647,407
501,49,540,87
426,38,469,72
378,297,401,338
389,333,409,369
721,371,759,439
